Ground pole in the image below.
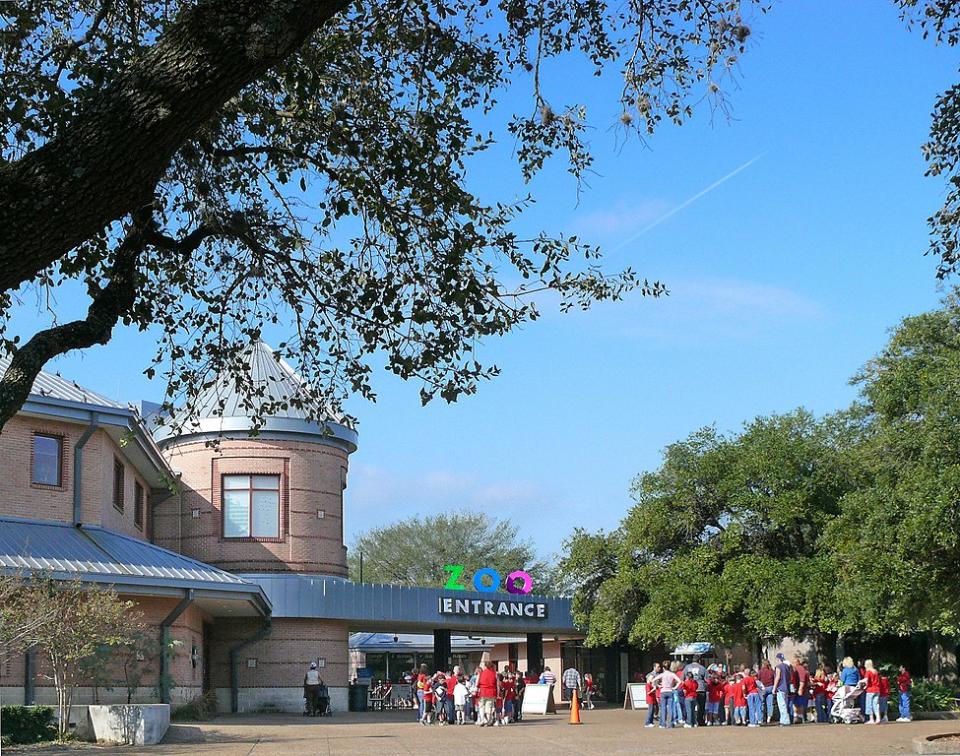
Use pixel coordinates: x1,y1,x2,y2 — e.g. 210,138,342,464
359,551,363,583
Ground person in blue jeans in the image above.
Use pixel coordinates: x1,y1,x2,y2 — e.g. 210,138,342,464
773,653,793,726
744,669,763,727
813,667,830,723
681,672,698,727
896,666,912,722
644,691,659,726
643,664,662,727
651,667,682,728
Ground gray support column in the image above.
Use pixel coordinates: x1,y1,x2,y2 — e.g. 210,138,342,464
24,649,35,705
159,590,194,704
433,629,451,672
526,632,543,675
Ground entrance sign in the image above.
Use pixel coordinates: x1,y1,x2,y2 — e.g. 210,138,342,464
623,682,648,710
443,564,534,594
438,596,548,619
522,683,557,715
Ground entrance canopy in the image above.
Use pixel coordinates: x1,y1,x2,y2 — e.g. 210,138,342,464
350,632,527,653
246,574,576,634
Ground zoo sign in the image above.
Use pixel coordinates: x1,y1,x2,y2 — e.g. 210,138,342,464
442,564,534,595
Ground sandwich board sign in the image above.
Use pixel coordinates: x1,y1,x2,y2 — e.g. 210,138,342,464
521,683,557,715
623,682,648,710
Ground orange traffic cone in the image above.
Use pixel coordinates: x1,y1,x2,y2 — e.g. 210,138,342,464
569,689,582,725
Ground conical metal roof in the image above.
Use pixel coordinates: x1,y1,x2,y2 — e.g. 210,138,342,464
153,341,357,452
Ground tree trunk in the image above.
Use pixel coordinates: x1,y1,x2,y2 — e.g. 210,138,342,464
0,0,350,296
811,631,837,670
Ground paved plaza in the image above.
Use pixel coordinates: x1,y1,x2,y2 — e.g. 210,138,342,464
11,708,954,755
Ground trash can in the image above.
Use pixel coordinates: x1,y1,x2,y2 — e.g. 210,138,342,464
349,684,368,712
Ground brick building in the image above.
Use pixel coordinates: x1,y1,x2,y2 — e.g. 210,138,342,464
0,344,579,715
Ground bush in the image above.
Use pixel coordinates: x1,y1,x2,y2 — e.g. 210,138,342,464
889,679,960,713
171,692,218,721
0,705,56,744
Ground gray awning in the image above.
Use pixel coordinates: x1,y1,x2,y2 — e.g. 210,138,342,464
0,516,270,615
245,574,576,634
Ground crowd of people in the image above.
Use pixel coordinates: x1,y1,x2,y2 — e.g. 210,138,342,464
401,661,523,726
367,662,598,725
644,653,914,729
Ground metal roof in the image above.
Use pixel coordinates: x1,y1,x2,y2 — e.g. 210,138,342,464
0,516,268,607
245,574,577,634
190,341,339,422
0,354,125,410
153,341,357,452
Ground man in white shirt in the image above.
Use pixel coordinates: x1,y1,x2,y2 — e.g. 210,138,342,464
562,666,582,703
453,678,469,724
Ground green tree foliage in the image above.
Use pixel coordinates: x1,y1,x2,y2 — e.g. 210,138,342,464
563,409,866,648
566,293,960,649
0,0,765,431
347,511,562,594
826,292,960,636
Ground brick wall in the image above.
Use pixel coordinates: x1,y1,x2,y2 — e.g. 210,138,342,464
209,617,348,690
0,594,209,706
155,438,349,574
0,415,151,539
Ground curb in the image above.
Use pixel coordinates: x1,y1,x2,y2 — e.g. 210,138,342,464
914,732,960,755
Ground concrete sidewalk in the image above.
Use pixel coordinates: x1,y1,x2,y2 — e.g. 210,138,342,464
10,708,959,755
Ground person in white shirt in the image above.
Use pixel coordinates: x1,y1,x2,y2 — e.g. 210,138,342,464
453,678,469,724
303,662,322,716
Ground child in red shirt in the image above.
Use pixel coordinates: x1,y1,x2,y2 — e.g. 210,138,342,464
706,675,724,726
733,678,747,725
421,680,435,725
723,677,736,726
879,674,890,722
896,666,912,722
681,674,698,728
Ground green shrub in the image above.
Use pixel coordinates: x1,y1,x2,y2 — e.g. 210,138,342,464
0,705,56,744
171,692,218,721
888,679,960,713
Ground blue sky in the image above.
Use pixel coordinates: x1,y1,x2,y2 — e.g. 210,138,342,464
9,2,959,560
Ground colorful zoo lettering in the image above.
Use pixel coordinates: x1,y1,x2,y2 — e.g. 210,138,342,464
442,565,533,595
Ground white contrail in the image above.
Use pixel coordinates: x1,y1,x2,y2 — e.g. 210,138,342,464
608,152,765,254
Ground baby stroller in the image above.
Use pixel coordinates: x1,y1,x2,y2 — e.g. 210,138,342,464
303,683,333,717
830,679,867,724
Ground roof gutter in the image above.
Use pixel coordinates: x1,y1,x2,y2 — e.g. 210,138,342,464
73,412,98,525
230,615,272,713
159,589,194,704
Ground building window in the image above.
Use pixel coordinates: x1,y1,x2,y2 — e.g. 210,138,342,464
113,458,124,512
32,434,62,486
222,474,280,539
134,481,144,530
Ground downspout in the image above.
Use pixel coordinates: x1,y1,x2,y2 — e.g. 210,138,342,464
73,412,99,525
159,589,194,704
229,616,272,713
23,649,35,705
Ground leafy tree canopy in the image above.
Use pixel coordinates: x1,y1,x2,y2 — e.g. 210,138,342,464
347,510,564,594
826,291,960,636
0,0,768,430
565,292,960,649
563,408,867,648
